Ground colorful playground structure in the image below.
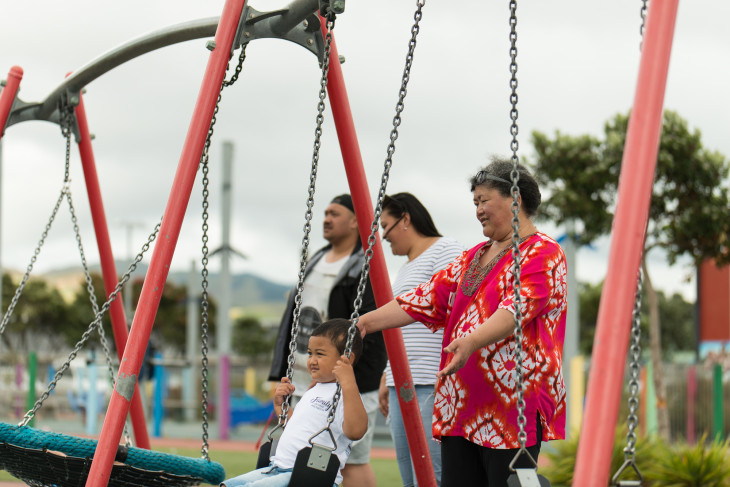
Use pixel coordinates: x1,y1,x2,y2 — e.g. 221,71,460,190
2,0,722,486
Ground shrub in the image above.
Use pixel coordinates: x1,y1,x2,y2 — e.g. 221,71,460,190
644,434,730,487
541,428,655,486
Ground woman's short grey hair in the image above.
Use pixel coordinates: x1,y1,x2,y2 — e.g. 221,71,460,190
469,158,542,217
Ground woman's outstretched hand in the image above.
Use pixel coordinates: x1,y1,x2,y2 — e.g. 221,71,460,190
437,335,477,378
355,315,368,338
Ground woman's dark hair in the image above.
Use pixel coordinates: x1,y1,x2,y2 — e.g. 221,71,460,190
382,193,442,238
311,318,363,365
469,157,542,217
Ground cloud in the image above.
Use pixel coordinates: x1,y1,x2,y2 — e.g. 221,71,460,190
3,0,723,303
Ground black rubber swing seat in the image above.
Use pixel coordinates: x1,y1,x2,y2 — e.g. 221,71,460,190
288,444,339,487
0,423,225,487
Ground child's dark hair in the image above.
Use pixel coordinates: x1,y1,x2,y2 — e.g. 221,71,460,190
311,318,363,365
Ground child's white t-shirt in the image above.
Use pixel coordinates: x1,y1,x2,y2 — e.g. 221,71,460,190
271,382,352,485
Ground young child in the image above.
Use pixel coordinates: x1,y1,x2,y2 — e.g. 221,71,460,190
221,318,366,487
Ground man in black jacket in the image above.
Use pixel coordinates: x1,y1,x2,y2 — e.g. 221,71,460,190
269,194,386,487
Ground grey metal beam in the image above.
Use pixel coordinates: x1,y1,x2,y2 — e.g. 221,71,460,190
5,0,325,130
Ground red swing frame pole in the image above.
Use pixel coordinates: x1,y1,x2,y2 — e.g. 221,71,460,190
323,18,438,487
73,94,151,450
84,0,246,484
572,1,678,485
0,66,23,135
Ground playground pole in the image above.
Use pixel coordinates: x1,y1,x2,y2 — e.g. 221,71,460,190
25,352,36,428
86,350,99,436
323,19,437,487
217,140,234,440
573,1,678,485
85,0,246,484
713,363,724,440
0,66,23,133
74,93,151,450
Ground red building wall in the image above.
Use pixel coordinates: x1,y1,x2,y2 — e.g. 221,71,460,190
698,260,730,342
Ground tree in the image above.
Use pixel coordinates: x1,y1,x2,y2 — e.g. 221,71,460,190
232,316,276,364
68,274,217,357
532,110,730,440
577,280,695,357
1,273,72,358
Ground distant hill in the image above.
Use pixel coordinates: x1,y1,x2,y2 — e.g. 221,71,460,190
34,262,292,308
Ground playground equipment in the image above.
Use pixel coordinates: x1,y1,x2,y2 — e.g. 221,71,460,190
0,0,687,485
0,0,433,484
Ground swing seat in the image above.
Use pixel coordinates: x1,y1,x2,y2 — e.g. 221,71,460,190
507,468,551,487
0,423,225,487
288,444,339,487
256,439,274,469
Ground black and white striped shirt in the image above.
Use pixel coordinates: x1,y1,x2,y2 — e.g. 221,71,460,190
385,237,466,387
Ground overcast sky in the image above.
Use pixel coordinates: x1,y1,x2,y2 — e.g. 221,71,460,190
2,0,728,303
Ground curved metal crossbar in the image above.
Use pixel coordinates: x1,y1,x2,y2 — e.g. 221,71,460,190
0,423,225,486
5,0,324,130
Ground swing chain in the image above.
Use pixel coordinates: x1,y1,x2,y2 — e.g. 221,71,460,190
0,195,64,337
223,43,248,88
20,219,162,426
61,104,134,444
639,0,648,50
611,270,644,485
0,103,74,337
65,164,133,445
283,17,336,422
506,0,529,451
199,43,249,460
348,0,426,349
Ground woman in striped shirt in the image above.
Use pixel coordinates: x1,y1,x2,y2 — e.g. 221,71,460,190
378,192,465,487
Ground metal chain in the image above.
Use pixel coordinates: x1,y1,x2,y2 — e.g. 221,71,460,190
324,0,428,434
611,5,648,483
68,195,133,445
505,0,529,451
625,270,643,463
347,0,425,350
199,43,248,460
20,219,161,426
639,0,648,50
611,270,644,485
0,193,64,336
282,17,336,423
0,103,75,336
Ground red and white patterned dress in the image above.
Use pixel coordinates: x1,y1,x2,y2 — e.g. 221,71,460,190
396,232,567,449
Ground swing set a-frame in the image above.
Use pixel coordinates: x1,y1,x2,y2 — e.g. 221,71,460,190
0,0,683,486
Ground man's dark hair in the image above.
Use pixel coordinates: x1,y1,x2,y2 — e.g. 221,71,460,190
311,318,363,365
383,192,442,238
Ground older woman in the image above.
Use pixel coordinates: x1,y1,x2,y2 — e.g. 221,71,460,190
378,192,465,486
358,159,567,486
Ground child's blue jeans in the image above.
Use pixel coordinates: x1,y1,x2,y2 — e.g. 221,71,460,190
221,464,338,487
220,465,293,487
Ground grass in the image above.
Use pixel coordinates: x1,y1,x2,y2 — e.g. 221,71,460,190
0,446,402,485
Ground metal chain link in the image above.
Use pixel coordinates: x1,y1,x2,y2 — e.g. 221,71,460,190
20,219,161,426
611,270,644,485
0,192,64,336
639,0,648,50
611,5,648,483
625,270,643,463
347,0,425,348
199,42,248,460
0,102,75,336
64,156,133,445
328,0,427,432
505,0,529,452
282,17,336,424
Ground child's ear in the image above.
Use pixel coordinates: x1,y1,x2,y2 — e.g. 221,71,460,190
346,353,356,365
